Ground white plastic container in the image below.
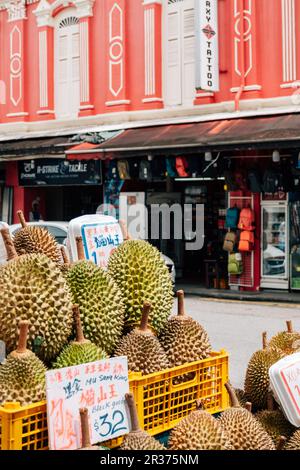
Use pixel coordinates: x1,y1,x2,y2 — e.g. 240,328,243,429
0,221,9,265
269,351,300,427
67,214,123,268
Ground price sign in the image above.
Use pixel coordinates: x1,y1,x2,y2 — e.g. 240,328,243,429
81,221,123,268
46,357,129,450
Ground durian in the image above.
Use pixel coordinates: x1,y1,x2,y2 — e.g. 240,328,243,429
66,237,124,355
120,393,166,450
0,321,47,406
218,383,275,450
108,240,173,334
244,332,284,410
168,401,233,450
13,210,61,264
52,305,107,369
159,290,211,367
268,321,300,355
255,393,296,446
0,229,73,361
114,301,170,375
285,430,300,450
78,408,108,450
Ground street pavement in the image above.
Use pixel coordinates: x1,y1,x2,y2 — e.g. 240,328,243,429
171,296,300,389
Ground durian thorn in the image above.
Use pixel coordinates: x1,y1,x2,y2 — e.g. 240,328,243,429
0,228,18,261
286,320,293,333
73,304,86,343
177,290,186,317
79,408,92,448
17,210,27,228
125,393,140,432
267,392,276,411
245,402,252,413
262,331,268,350
276,436,287,451
119,220,132,241
195,400,205,411
224,382,240,408
139,302,152,332
76,237,85,261
16,320,30,354
61,246,69,265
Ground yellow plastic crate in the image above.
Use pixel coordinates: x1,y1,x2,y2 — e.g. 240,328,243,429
0,350,229,450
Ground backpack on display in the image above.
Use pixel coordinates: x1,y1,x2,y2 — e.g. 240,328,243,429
139,160,152,181
248,169,262,193
225,207,240,229
238,207,255,231
238,231,255,252
263,169,279,193
228,253,243,275
166,158,177,178
223,231,237,252
175,156,189,177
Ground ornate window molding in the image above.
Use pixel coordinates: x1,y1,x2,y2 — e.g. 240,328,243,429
6,0,27,22
33,0,94,27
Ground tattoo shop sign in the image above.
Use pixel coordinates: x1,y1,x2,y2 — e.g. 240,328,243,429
46,357,129,450
195,0,219,92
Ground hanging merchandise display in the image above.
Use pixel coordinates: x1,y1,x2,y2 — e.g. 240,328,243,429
228,253,243,275
117,160,130,180
238,231,255,252
223,231,237,253
238,207,255,231
175,156,189,177
225,207,240,229
166,157,177,178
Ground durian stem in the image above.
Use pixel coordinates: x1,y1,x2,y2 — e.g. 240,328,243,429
80,408,91,448
177,290,186,316
73,304,85,343
119,220,132,241
262,331,267,350
17,321,29,353
61,246,69,265
140,302,151,332
267,392,276,411
76,237,85,261
1,228,18,261
195,400,204,411
224,382,240,408
245,402,252,413
17,210,27,228
286,321,293,333
276,436,287,451
125,393,140,432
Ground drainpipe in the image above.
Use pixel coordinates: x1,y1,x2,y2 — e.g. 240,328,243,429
235,0,245,111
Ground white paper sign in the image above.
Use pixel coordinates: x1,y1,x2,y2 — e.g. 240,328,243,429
195,0,219,92
46,357,129,450
81,221,123,268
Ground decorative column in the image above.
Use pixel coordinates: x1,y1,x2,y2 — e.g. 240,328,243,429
142,0,163,108
75,0,95,116
34,0,55,119
280,0,299,90
105,0,130,111
6,0,28,121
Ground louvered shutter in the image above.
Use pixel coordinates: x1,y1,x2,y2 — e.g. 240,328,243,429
182,3,195,104
166,5,181,106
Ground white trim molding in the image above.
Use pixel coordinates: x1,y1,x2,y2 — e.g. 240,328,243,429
281,0,297,84
280,81,300,89
6,111,28,117
230,85,262,93
39,30,48,108
142,97,163,103
37,109,55,114
6,0,27,22
34,0,94,27
105,99,131,106
79,20,90,103
144,6,155,97
79,104,94,110
142,0,162,4
74,0,95,18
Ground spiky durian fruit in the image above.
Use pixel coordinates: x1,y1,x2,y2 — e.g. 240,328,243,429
244,332,284,410
0,230,73,361
52,305,107,369
0,321,47,406
78,408,108,451
285,430,300,450
108,240,173,334
66,238,124,355
168,402,232,450
268,321,300,355
120,393,166,450
159,290,211,367
13,211,61,264
114,302,169,375
218,383,275,450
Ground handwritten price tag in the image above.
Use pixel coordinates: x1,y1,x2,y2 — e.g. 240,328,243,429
46,357,129,450
81,222,123,268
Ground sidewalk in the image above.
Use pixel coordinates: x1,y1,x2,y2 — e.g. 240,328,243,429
175,282,300,304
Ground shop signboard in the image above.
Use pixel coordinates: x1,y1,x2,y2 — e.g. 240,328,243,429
18,159,102,186
195,0,219,92
46,356,129,450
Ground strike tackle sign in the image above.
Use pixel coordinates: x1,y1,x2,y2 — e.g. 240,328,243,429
46,357,129,450
195,0,219,92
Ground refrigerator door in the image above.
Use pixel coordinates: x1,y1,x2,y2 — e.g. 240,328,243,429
261,201,289,289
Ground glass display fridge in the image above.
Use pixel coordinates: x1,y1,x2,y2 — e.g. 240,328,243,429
261,196,289,290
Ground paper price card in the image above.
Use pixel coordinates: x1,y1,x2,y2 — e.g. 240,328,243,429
81,221,123,268
46,357,129,450
280,361,300,417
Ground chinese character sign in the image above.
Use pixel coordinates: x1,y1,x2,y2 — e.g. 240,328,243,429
81,221,123,268
46,357,129,450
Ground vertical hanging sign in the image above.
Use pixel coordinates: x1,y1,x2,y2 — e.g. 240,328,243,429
195,0,219,92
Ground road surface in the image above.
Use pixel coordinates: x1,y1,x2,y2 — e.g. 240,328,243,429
171,296,300,389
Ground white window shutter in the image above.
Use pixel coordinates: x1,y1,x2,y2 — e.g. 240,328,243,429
182,6,195,104
166,9,181,106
